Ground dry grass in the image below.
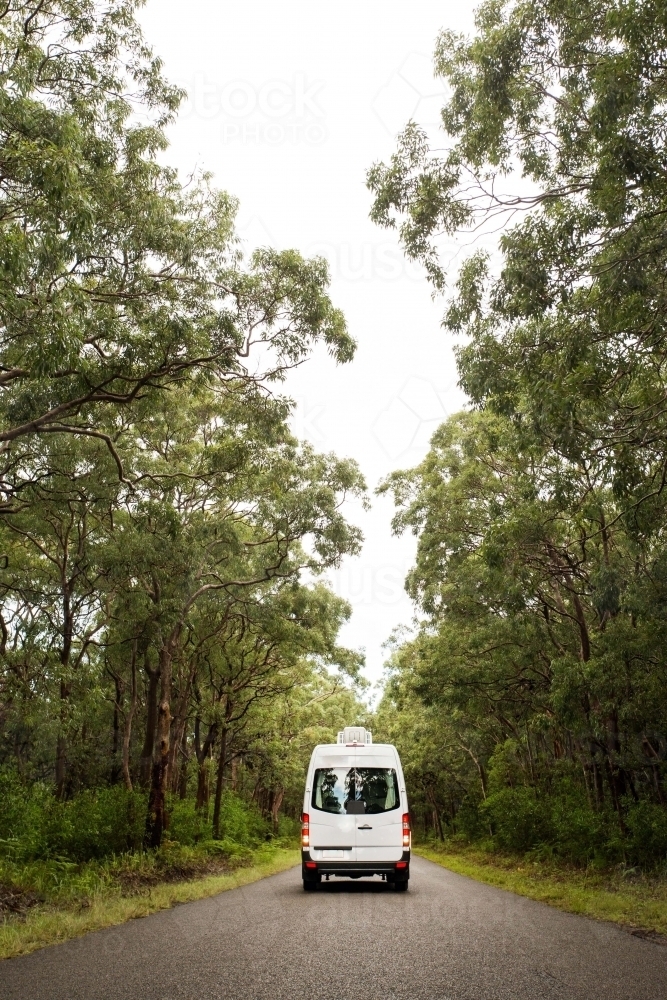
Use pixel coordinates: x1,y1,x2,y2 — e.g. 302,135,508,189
416,842,667,941
0,847,300,961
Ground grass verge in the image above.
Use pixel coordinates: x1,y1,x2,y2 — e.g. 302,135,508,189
415,842,667,940
0,845,299,961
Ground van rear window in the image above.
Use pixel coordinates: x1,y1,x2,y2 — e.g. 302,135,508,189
312,767,400,814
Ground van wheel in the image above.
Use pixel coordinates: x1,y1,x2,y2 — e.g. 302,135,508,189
303,878,319,891
394,881,408,892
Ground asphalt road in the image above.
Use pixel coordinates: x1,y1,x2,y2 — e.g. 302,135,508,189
2,855,667,1000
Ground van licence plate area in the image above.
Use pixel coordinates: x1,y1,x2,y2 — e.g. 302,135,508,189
316,848,352,859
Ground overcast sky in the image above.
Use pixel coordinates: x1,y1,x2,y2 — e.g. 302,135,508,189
140,0,478,691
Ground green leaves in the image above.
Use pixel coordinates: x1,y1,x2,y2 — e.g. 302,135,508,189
379,407,667,860
0,2,355,466
368,0,667,482
0,3,366,839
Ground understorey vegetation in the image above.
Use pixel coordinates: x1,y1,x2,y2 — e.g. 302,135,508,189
0,0,368,909
370,0,667,871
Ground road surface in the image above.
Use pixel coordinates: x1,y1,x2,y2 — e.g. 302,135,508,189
2,855,666,999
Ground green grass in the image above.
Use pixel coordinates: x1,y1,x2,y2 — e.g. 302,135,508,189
0,844,300,961
416,841,667,938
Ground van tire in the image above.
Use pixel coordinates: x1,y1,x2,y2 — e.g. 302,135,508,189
394,880,408,892
303,878,319,891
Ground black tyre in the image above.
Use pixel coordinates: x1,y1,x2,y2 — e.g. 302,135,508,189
394,880,408,892
303,878,319,891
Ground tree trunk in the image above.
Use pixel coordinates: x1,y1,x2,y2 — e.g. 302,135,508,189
111,674,123,784
167,659,197,791
271,787,284,832
55,680,70,800
179,725,189,800
212,724,228,839
122,642,138,791
426,787,445,841
604,713,628,834
642,736,665,805
592,756,604,808
139,656,160,788
195,719,217,811
55,577,75,800
145,644,173,849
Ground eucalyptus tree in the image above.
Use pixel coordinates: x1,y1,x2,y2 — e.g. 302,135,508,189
232,660,368,828
81,382,364,845
189,582,361,838
367,0,667,863
380,409,667,856
0,0,353,509
0,433,121,796
0,1,368,851
0,366,365,843
367,0,667,497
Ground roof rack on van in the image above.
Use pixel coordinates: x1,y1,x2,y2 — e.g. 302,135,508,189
337,726,372,745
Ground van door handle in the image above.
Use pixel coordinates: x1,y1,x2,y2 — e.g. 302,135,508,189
357,824,372,829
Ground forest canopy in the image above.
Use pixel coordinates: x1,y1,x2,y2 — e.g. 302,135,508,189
370,0,667,865
0,0,367,860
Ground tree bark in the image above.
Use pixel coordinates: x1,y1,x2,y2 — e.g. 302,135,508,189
571,591,591,663
139,655,160,788
55,681,71,800
604,712,628,834
642,735,665,805
111,673,123,784
195,718,217,810
122,642,138,791
212,723,228,839
167,659,197,791
178,726,189,800
55,581,74,799
426,787,445,841
145,643,173,848
271,787,284,832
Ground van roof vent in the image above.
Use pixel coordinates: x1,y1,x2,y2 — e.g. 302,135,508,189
337,726,372,746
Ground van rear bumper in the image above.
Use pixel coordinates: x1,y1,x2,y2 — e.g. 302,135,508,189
302,850,410,881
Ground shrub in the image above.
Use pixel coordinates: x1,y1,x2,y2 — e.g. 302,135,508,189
38,787,145,860
625,801,667,868
0,777,144,862
167,798,212,846
453,790,488,841
216,792,269,846
481,787,552,852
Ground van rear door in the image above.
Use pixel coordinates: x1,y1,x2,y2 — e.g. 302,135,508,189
309,754,356,855
353,756,403,863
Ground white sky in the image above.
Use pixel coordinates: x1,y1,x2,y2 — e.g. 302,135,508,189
140,0,478,689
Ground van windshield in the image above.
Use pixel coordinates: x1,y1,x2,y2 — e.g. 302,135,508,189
312,767,400,814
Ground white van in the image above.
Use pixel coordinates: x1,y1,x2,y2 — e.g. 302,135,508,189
301,726,411,891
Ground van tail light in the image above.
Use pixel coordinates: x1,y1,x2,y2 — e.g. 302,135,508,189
301,812,310,848
402,812,411,848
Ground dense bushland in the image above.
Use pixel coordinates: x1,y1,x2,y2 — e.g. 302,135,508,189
370,0,667,870
0,0,367,879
